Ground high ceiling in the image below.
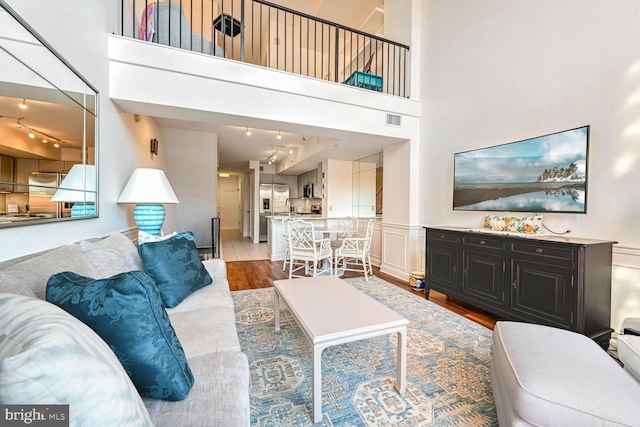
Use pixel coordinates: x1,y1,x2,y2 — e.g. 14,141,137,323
155,0,387,176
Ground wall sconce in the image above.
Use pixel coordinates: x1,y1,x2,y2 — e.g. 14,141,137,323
150,138,159,155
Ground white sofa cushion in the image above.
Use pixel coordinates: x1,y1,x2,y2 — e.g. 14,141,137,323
491,321,640,426
78,232,144,278
168,306,241,357
0,293,153,426
165,278,234,314
143,352,250,427
619,334,640,382
202,258,228,280
0,244,97,298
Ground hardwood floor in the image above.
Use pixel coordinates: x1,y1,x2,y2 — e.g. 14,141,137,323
226,260,500,330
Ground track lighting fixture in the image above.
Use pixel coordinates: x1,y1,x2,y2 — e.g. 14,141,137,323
277,132,282,140
289,148,293,154
19,99,27,109
246,127,251,136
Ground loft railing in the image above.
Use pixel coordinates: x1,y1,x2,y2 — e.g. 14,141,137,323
118,0,410,98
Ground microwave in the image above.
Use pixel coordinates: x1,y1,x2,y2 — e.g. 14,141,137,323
303,184,313,198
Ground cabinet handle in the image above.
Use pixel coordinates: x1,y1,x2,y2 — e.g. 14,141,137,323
440,234,445,239
536,248,543,254
512,280,517,289
452,265,457,273
480,240,486,245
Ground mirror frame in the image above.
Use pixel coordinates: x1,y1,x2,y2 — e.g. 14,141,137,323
0,0,99,228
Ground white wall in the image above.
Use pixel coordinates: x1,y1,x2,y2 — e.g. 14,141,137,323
324,159,352,217
160,127,218,246
0,0,166,261
419,0,640,332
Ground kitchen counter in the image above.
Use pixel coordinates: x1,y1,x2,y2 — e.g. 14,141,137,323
266,216,381,261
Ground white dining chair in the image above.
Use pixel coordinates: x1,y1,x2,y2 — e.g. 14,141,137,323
281,217,290,271
287,219,333,279
334,219,375,281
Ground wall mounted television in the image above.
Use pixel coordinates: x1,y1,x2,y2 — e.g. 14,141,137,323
453,125,589,213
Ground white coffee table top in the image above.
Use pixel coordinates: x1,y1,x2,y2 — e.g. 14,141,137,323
274,276,408,346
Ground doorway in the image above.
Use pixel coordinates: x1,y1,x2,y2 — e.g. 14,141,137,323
218,175,242,231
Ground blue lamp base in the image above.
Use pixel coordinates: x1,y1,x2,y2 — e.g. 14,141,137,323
133,203,166,235
71,202,96,217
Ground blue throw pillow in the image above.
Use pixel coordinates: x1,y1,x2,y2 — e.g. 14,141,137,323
138,231,212,308
45,271,194,401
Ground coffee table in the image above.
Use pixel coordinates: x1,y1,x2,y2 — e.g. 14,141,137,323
273,275,409,423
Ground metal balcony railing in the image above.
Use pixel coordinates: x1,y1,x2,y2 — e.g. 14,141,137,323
119,0,410,97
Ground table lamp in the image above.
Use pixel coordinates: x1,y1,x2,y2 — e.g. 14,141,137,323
51,164,97,217
117,168,179,235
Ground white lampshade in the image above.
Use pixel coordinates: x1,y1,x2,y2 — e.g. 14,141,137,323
117,168,179,204
51,164,97,202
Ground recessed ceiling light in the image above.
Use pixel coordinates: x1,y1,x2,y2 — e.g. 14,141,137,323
28,132,35,139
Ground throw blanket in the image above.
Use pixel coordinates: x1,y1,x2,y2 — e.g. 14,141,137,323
140,3,155,41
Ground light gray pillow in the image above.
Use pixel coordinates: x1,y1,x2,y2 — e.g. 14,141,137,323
0,293,154,426
0,244,96,299
79,233,144,278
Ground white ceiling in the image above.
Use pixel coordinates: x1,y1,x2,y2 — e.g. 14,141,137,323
155,0,387,176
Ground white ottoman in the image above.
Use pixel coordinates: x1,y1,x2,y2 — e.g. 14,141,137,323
490,321,640,426
619,317,640,383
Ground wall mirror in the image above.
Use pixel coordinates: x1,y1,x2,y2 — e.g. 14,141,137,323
0,1,98,228
352,152,383,218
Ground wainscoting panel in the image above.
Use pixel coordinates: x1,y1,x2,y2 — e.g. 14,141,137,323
612,245,640,333
380,223,425,281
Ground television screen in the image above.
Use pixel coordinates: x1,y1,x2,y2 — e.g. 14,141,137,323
453,125,589,213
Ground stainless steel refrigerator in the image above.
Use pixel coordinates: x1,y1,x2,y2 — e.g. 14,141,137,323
28,173,64,218
259,183,289,242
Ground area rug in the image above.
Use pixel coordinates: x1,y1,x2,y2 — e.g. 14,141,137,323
231,276,497,426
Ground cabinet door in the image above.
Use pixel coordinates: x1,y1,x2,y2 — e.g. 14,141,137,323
0,156,14,192
462,249,505,306
510,258,574,329
272,174,287,184
426,243,460,292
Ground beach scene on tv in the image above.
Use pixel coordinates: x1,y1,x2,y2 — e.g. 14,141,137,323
453,126,588,213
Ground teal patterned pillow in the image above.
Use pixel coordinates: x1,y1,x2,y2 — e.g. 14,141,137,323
138,231,212,308
45,271,194,401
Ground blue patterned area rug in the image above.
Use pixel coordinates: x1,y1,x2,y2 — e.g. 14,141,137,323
231,276,497,426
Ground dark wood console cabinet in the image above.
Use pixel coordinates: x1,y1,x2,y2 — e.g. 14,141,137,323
425,226,616,347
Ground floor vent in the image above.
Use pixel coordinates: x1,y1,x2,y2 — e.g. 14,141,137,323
386,113,402,127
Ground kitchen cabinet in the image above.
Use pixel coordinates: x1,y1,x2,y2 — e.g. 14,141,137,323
38,160,76,173
286,175,298,198
298,169,319,198
260,173,288,185
425,226,616,347
0,155,15,192
14,159,39,193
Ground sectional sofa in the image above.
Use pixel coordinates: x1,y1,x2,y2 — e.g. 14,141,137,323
0,232,249,427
